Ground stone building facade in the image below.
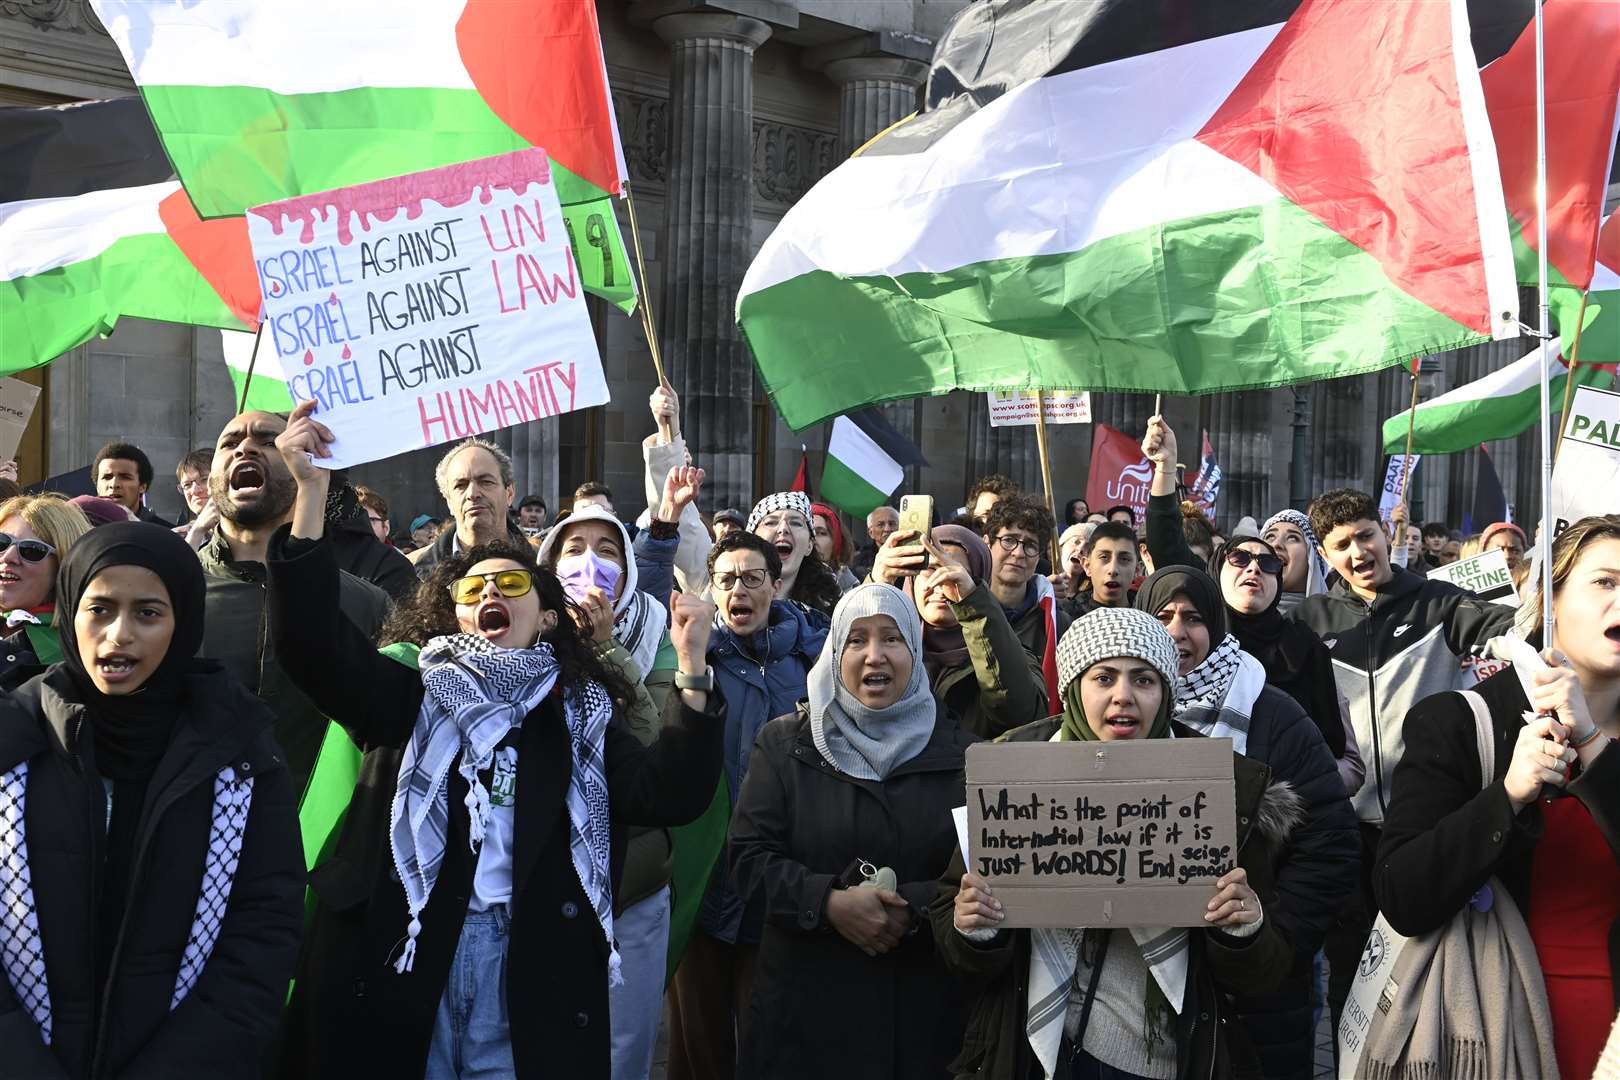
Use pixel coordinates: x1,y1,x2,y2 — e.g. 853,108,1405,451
4,0,1614,530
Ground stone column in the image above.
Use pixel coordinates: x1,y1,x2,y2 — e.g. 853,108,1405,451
823,56,926,158
652,12,771,510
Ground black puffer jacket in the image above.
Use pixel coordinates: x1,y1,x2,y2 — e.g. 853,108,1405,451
729,704,976,1080
0,666,304,1080
324,483,417,602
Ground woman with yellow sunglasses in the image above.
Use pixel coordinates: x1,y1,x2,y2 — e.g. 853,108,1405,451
263,402,724,1080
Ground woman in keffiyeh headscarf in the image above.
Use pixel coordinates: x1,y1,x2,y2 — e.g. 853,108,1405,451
264,403,723,1080
1260,510,1333,614
0,521,303,1079
728,583,974,1079
931,606,1298,1080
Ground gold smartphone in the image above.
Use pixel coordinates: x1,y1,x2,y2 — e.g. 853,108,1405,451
898,494,933,540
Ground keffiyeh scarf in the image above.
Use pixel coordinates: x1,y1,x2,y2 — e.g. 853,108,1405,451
391,634,620,983
1174,633,1267,756
746,490,813,534
1262,509,1330,610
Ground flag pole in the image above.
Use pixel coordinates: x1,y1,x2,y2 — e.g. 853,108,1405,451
622,182,668,389
1032,390,1062,568
1534,0,1555,643
1554,290,1593,460
1398,370,1420,507
238,322,265,414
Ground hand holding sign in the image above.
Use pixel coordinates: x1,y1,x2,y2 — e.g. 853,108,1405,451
276,400,337,483
952,870,1005,934
1204,867,1261,929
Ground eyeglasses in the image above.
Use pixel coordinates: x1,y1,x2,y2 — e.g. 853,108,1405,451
367,515,386,526
713,568,771,592
449,569,534,605
994,535,1042,558
1224,548,1284,576
176,477,208,493
0,533,56,563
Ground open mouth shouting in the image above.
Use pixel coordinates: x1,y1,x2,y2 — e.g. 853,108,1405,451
95,651,141,686
228,459,266,496
726,596,757,627
1348,557,1379,582
476,601,512,640
861,670,892,691
1103,712,1141,737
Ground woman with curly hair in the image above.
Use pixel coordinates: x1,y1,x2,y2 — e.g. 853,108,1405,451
265,403,725,1080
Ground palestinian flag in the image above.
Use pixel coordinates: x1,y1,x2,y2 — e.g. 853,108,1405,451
821,408,928,517
92,0,638,313
1479,0,1620,322
1582,213,1619,366
1,98,258,376
738,0,1519,430
1380,337,1615,455
220,329,294,412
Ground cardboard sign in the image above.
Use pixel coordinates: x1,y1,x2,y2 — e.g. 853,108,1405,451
1427,548,1518,606
965,739,1237,928
246,149,608,469
987,389,1092,427
1378,454,1419,522
1552,386,1620,539
0,377,41,464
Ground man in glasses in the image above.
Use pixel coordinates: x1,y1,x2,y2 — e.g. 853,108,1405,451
172,447,221,550
666,530,828,1080
982,496,1070,702
195,410,390,793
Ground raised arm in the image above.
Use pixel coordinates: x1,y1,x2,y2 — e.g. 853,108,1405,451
1142,416,1201,570
642,381,712,594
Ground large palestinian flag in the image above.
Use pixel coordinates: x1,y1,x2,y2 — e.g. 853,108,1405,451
1584,213,1619,367
1479,0,1620,337
92,0,638,313
1,98,257,377
738,0,1519,429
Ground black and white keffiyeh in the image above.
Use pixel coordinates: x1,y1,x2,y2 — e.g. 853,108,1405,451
746,491,812,534
391,634,620,982
1174,633,1266,755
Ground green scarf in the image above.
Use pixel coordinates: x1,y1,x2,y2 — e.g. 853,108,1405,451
1056,678,1178,1055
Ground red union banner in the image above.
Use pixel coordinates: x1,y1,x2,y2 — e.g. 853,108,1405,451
1086,424,1152,525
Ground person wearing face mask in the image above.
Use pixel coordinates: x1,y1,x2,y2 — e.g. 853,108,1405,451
0,521,304,1079
1135,567,1358,1080
933,608,1296,1080
1259,510,1332,613
747,492,841,619
264,402,724,1080
665,530,830,1080
727,584,974,1079
0,496,93,692
535,467,705,1080
1374,515,1620,1080
871,523,1047,738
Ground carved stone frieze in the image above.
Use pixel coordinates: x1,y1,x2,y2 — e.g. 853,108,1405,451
1,0,108,34
751,118,837,206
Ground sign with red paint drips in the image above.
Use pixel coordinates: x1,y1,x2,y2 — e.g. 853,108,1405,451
245,148,607,469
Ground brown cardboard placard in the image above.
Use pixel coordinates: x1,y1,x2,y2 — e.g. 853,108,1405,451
0,377,42,465
966,739,1237,928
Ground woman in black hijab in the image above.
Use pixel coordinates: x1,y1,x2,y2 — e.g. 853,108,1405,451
1135,564,1358,1080
0,521,303,1080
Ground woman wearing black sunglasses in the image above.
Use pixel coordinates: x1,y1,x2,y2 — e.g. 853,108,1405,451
0,495,94,692
264,402,724,1080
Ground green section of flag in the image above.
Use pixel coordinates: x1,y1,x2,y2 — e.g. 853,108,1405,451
139,83,636,312
1,232,240,376
228,365,295,412
740,197,1485,430
666,777,729,985
1577,294,1617,365
1381,364,1610,455
820,452,891,518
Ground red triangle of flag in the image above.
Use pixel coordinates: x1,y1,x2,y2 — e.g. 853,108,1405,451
158,189,261,328
1196,0,1496,335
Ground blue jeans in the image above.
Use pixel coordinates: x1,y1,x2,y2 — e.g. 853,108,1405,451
425,907,517,1080
610,886,672,1080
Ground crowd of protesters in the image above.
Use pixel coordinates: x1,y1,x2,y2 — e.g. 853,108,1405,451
0,378,1615,1080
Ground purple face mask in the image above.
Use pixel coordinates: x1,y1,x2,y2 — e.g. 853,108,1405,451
554,548,622,605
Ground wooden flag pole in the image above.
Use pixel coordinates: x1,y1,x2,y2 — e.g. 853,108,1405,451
1032,390,1062,568
1553,290,1592,461
237,322,265,414
623,182,668,389
1398,370,1420,508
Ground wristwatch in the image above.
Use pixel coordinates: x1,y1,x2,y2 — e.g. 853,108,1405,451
674,666,714,692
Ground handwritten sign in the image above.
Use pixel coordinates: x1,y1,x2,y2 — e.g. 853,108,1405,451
246,149,607,469
966,739,1237,928
988,390,1092,427
0,377,41,463
1552,386,1620,539
1427,548,1518,606
1378,454,1419,523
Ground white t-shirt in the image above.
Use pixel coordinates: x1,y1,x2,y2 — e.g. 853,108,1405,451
470,743,520,912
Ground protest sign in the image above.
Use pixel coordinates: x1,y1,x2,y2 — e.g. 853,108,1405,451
1427,548,1518,606
246,149,607,469
1552,386,1620,539
1085,424,1153,525
1337,913,1410,1076
0,377,41,463
987,389,1092,427
1378,454,1419,522
965,739,1237,928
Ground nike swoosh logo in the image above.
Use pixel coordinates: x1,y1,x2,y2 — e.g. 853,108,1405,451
1393,624,1411,637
